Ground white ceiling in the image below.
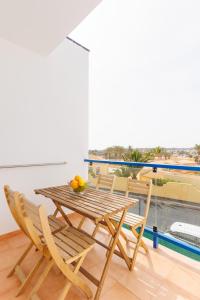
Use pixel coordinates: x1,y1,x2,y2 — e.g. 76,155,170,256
0,0,102,55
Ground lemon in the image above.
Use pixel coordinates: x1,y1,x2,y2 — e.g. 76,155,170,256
79,179,85,187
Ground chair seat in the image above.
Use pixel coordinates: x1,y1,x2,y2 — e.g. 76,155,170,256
111,212,145,228
48,215,67,232
53,226,95,264
36,215,67,236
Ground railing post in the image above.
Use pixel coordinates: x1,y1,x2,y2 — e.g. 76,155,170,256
152,167,159,248
153,226,159,248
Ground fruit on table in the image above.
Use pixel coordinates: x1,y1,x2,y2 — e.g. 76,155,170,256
78,178,85,187
70,175,87,192
70,179,79,189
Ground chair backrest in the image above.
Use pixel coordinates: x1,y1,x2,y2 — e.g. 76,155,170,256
14,192,45,254
4,185,27,234
39,205,68,267
96,174,116,193
126,178,152,219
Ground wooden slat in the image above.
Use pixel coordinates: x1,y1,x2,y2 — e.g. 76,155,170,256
54,227,95,258
114,212,144,221
98,175,114,182
69,227,96,245
64,231,91,249
128,187,149,195
113,214,144,223
113,218,142,228
84,187,136,206
51,187,115,214
50,186,116,206
36,189,103,222
48,215,66,230
55,232,85,252
27,213,62,235
37,185,136,207
57,248,71,261
49,225,95,264
54,236,79,257
35,185,137,223
98,180,113,187
40,189,135,220
87,186,134,202
38,189,122,222
25,200,65,234
128,182,149,188
128,183,149,190
111,212,144,227
57,230,89,250
53,186,125,211
38,188,106,216
127,179,150,196
84,189,136,207
78,266,100,287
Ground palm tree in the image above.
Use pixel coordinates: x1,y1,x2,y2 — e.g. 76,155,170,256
195,144,200,155
122,149,153,162
104,147,113,159
152,146,163,157
194,144,200,163
104,146,125,160
152,146,170,160
115,149,153,179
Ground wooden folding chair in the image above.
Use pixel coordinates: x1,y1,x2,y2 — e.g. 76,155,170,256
77,174,116,236
110,178,152,270
4,185,66,298
15,192,95,300
39,205,95,300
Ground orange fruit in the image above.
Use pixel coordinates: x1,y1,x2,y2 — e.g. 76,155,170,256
70,179,79,189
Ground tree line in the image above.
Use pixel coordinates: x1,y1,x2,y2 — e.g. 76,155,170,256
89,145,200,179
90,146,171,160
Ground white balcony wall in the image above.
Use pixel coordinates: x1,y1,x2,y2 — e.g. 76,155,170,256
0,38,89,235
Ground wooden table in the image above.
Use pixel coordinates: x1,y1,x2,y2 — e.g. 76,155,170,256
35,185,138,300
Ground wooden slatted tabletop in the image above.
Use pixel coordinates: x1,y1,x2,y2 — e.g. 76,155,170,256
35,185,137,224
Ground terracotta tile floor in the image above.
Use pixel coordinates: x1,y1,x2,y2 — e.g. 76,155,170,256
0,213,200,300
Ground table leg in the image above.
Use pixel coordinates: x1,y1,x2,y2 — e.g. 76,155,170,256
53,201,73,226
106,217,132,271
94,208,129,300
53,208,59,217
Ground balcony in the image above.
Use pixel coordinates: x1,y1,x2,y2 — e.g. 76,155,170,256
0,1,200,299
0,213,199,299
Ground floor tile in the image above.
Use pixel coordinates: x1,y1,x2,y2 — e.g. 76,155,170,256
102,282,140,300
0,214,199,300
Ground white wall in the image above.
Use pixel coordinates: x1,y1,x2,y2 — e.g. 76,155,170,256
0,38,89,235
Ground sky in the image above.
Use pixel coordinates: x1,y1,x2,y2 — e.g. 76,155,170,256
70,0,200,150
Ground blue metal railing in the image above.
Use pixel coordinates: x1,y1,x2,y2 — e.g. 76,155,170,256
84,158,200,260
84,159,200,172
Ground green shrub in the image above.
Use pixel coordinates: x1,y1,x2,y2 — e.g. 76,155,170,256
152,178,175,186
